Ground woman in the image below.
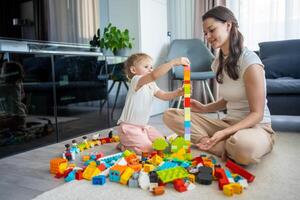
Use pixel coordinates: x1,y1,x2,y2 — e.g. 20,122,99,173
163,6,275,165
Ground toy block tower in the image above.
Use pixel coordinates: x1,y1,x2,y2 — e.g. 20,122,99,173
183,65,191,141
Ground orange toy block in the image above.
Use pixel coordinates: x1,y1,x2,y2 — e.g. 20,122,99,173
50,158,68,174
152,186,165,196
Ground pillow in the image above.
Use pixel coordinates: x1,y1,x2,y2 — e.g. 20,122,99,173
259,40,300,79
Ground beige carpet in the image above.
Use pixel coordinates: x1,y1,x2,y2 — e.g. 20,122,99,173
33,132,300,200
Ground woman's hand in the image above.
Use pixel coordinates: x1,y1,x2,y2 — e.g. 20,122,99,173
171,57,190,66
198,131,227,150
190,99,206,113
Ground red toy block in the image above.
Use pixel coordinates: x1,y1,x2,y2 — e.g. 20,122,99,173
63,169,73,178
76,170,83,180
184,80,190,85
173,179,187,192
192,156,203,166
184,98,191,107
150,151,158,159
214,168,229,190
225,160,255,183
158,181,167,186
55,172,65,179
97,163,106,171
96,153,105,160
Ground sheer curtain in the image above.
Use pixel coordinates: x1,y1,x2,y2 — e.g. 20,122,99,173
227,0,300,50
167,0,195,40
168,0,225,101
46,0,100,44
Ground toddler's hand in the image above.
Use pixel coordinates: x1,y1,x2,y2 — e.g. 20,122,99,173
171,57,190,66
176,84,193,97
175,87,184,96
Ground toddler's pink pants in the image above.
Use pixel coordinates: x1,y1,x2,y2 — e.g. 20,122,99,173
117,122,164,155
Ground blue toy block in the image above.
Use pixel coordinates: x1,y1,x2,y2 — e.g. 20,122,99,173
155,161,178,171
225,169,235,183
92,175,106,185
90,155,97,160
65,170,76,182
184,121,191,128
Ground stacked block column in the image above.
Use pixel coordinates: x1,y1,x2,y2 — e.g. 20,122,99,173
184,65,191,141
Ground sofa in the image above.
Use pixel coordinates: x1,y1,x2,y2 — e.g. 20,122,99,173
258,39,300,131
22,56,107,114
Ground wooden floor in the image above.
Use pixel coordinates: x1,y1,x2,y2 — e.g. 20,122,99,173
0,114,168,200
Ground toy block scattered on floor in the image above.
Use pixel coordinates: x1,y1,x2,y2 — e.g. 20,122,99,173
156,166,189,183
225,160,255,183
49,127,257,197
50,158,68,174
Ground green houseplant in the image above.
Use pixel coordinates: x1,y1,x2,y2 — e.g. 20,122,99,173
89,28,101,51
100,23,134,56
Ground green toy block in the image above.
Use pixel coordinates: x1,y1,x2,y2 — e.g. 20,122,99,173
156,166,189,183
153,138,169,151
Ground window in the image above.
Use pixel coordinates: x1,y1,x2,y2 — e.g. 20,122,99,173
227,0,300,50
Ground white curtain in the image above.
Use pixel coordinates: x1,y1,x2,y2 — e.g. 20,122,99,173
194,0,225,40
168,0,195,40
47,0,100,44
227,0,300,50
168,0,225,102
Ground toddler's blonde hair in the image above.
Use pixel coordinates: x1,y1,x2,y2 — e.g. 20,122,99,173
123,53,152,79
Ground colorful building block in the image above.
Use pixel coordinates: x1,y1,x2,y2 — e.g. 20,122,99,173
223,183,243,196
50,158,68,174
120,167,134,185
92,175,106,185
156,166,189,183
225,160,255,183
109,164,127,182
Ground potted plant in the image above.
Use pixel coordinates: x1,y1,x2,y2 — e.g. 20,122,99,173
89,28,101,52
100,23,134,56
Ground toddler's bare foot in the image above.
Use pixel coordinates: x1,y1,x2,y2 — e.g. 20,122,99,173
116,143,126,152
221,151,228,161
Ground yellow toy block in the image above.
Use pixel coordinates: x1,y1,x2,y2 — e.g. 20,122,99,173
123,149,133,157
188,174,195,183
149,155,163,166
143,164,155,172
58,162,68,174
223,183,243,196
112,135,120,142
83,162,101,180
170,147,186,160
184,109,191,121
120,167,135,185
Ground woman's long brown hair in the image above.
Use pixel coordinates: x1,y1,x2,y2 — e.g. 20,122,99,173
202,6,244,83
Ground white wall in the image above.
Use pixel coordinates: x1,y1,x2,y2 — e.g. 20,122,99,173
107,0,140,54
139,0,169,115
107,0,169,116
